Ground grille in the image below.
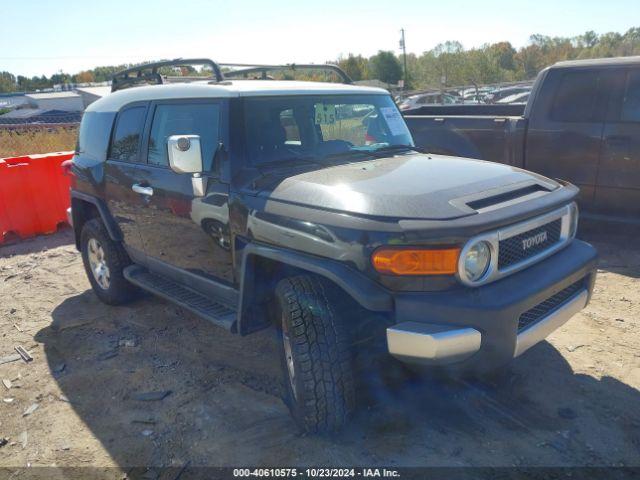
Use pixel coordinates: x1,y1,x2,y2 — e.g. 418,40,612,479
518,280,585,332
498,219,562,269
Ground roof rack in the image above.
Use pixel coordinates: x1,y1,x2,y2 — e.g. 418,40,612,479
111,59,353,93
111,58,224,92
220,63,353,84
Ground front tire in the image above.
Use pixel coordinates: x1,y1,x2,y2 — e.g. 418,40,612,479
273,275,355,433
80,218,138,305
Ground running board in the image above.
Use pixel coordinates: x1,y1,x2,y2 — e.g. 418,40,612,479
124,265,236,332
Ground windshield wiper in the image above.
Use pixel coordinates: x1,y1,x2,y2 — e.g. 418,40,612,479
323,150,376,161
252,156,326,189
371,144,427,156
259,155,325,170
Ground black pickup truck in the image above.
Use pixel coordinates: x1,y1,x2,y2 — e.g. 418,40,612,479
405,56,640,221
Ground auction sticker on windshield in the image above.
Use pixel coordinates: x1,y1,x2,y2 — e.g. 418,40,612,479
380,106,406,136
314,104,337,124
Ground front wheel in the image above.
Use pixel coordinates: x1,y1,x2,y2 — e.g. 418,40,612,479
273,275,355,433
80,218,139,305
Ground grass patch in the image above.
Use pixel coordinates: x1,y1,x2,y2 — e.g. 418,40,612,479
0,126,78,158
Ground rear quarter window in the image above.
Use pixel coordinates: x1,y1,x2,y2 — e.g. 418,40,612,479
77,111,116,162
108,106,147,162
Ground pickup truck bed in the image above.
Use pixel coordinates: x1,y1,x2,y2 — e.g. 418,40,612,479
404,113,526,167
403,104,526,117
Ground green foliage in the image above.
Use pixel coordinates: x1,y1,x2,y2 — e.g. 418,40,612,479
337,54,368,81
0,71,18,93
400,27,640,89
0,126,78,158
16,74,50,91
369,51,403,84
489,42,517,70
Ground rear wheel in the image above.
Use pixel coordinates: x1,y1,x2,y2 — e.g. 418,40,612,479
202,219,230,250
273,275,355,433
80,218,138,305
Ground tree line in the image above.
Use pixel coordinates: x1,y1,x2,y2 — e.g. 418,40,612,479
0,65,128,94
339,27,640,89
1,27,639,94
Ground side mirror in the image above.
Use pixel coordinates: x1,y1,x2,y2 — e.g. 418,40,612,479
167,135,203,174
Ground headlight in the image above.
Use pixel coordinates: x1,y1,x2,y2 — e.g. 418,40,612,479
463,241,492,282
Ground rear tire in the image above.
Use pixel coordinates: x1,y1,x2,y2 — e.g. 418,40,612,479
202,219,230,250
273,275,355,433
80,218,138,305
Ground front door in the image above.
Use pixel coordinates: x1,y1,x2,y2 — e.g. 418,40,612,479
525,68,611,212
596,67,640,218
134,100,234,284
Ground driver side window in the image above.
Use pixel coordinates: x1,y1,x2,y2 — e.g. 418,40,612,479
148,102,221,171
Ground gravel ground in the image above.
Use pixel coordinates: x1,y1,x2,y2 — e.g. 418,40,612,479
0,222,638,475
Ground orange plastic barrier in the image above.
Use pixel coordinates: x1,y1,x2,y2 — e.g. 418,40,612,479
0,151,74,245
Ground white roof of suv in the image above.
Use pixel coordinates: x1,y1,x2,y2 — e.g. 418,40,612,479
87,80,389,113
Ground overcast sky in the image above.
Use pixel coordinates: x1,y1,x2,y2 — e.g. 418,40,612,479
1,0,637,77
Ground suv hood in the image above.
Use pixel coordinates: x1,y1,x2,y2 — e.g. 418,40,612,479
258,154,559,220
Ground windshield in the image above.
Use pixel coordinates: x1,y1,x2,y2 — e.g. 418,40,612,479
244,94,414,165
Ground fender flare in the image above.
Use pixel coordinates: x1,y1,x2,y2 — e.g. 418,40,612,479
70,190,122,242
236,242,394,335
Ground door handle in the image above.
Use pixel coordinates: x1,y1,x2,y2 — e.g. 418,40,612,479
132,184,154,196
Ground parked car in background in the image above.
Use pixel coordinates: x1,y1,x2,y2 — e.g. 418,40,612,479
398,91,457,110
485,85,531,103
460,93,484,104
404,56,640,221
460,87,493,102
497,91,531,104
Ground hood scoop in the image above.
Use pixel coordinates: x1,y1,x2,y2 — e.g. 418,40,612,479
453,181,555,215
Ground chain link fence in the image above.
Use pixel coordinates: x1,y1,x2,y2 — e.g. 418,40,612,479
0,123,79,158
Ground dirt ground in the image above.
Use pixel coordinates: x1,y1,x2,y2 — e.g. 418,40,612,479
0,221,638,475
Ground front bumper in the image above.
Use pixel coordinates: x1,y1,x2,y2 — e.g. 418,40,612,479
386,239,597,371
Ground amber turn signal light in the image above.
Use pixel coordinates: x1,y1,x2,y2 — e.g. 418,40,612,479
372,247,461,275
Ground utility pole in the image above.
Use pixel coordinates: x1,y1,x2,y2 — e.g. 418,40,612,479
399,28,408,91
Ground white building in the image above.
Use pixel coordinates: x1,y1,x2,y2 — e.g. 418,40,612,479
0,95,30,109
75,86,112,108
25,91,84,111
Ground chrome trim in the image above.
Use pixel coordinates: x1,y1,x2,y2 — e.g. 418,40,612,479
132,184,154,196
387,322,481,365
457,203,576,287
191,173,207,197
66,207,73,227
514,289,588,357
